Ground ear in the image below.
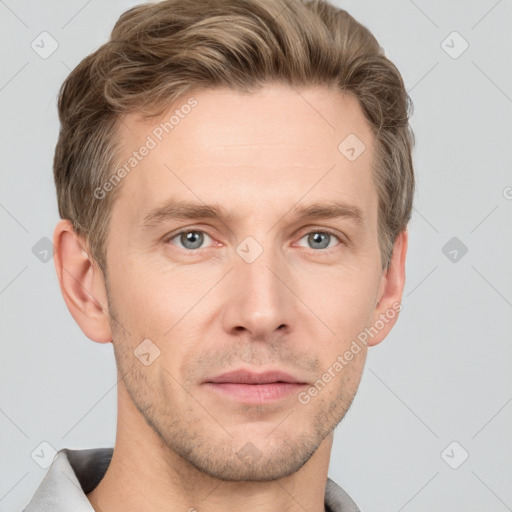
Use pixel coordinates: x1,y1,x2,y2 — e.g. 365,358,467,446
367,230,408,347
53,219,112,343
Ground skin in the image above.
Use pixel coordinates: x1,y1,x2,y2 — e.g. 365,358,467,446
53,84,407,512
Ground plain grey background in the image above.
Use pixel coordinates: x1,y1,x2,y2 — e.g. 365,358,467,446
1,0,511,511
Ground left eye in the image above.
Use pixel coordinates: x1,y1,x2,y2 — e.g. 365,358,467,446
296,231,341,250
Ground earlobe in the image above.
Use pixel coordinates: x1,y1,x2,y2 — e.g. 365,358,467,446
53,219,112,343
367,230,408,347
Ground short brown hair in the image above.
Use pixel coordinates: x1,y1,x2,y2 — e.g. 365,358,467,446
54,0,415,273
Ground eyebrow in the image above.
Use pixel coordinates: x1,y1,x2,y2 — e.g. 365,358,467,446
138,199,365,229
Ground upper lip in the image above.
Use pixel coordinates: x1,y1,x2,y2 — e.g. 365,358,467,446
204,369,307,385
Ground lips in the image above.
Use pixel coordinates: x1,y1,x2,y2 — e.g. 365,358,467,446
203,369,308,404
205,369,306,385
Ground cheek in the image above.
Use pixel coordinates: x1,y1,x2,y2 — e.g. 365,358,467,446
107,259,169,337
109,257,216,346
299,265,379,341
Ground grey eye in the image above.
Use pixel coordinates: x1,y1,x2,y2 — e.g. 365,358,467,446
308,232,330,249
298,231,340,250
172,230,211,250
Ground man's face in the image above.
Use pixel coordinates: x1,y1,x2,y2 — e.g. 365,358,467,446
104,85,385,480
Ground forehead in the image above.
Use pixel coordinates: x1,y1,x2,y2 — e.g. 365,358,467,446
112,85,377,227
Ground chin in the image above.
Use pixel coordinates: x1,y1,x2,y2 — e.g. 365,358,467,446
178,432,322,482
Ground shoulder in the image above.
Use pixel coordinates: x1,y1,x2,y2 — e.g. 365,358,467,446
325,477,362,512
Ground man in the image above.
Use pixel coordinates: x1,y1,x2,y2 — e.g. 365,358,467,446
24,0,414,510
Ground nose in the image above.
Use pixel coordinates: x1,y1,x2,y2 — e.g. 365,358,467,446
222,242,294,341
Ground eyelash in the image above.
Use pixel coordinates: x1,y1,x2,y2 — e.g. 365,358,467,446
165,227,344,254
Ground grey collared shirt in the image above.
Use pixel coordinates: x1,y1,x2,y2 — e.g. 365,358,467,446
23,448,361,512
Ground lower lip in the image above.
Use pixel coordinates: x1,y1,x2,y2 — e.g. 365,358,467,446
203,382,306,404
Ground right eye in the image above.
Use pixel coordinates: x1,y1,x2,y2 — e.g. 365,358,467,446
166,229,215,251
